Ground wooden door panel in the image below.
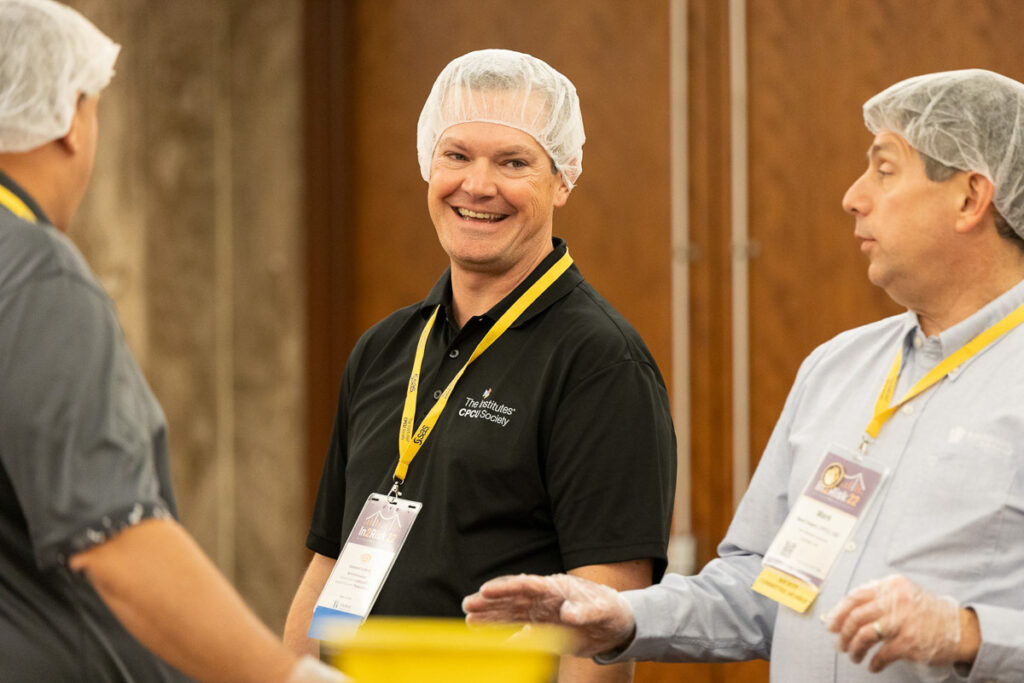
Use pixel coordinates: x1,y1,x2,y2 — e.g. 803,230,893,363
748,0,1024,471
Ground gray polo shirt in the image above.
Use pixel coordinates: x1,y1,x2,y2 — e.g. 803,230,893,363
0,172,189,681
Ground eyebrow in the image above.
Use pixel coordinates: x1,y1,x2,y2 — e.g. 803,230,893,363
437,137,540,158
493,144,538,157
867,142,897,161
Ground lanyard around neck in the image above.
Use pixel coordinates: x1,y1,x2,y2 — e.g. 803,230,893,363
0,184,37,223
393,250,573,487
864,301,1024,444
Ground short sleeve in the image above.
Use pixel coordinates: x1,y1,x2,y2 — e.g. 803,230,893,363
545,358,676,580
0,274,171,568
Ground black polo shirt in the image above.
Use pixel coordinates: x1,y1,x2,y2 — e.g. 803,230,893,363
308,238,676,617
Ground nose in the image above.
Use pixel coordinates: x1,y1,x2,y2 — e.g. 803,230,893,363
461,158,498,197
842,171,870,216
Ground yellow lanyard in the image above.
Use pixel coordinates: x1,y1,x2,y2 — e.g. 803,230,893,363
394,250,573,486
0,184,37,223
864,301,1024,443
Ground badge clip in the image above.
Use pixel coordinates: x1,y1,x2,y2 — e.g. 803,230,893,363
387,478,404,503
856,435,873,458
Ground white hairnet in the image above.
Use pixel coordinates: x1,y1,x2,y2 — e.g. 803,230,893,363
863,69,1024,236
0,0,120,153
417,49,585,189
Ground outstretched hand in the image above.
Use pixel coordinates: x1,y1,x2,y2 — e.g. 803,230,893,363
463,573,636,658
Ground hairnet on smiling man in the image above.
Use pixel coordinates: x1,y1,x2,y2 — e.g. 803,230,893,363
0,0,120,153
416,48,586,189
863,68,1024,235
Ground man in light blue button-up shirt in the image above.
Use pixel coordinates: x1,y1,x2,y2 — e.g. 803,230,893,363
464,69,1024,682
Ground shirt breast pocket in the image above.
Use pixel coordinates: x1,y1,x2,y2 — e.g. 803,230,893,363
885,434,1019,582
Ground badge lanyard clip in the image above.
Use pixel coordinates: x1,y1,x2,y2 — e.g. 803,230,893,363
387,478,404,503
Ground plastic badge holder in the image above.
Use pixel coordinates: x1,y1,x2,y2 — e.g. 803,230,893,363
328,617,568,683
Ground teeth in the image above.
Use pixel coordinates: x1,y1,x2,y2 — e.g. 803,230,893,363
457,208,505,221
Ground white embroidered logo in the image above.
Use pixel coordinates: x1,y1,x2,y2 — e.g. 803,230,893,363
457,391,516,427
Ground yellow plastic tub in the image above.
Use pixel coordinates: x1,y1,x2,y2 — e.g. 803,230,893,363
328,618,568,683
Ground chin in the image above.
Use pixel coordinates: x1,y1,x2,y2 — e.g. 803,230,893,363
866,263,889,289
452,254,505,273
445,240,505,268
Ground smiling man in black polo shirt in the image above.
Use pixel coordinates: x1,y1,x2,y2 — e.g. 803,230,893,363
284,48,676,683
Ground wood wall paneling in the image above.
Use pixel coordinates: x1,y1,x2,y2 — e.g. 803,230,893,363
305,0,358,510
342,0,674,373
746,1,1024,478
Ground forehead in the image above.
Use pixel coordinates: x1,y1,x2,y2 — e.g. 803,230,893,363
436,120,548,157
868,131,918,161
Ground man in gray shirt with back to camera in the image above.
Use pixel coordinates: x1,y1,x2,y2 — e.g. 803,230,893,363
466,69,1024,682
0,1,343,680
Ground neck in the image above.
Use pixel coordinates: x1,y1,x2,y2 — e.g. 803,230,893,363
914,251,1024,336
449,247,553,328
0,147,70,231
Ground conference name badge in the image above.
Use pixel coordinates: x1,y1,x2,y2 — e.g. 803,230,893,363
308,493,422,637
752,447,886,613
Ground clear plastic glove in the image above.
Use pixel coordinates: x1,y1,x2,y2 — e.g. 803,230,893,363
285,655,350,683
825,574,969,673
462,573,636,658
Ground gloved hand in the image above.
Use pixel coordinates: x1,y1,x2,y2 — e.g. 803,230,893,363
462,573,636,658
825,574,975,673
285,654,350,683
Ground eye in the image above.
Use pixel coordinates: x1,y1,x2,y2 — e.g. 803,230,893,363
505,159,528,169
444,151,468,162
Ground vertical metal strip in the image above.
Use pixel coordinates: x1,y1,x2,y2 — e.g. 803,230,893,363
729,0,751,508
668,0,696,575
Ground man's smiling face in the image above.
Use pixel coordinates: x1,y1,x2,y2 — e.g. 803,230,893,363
427,119,568,279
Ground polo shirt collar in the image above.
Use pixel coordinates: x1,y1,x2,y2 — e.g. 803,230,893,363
0,169,51,225
419,237,583,328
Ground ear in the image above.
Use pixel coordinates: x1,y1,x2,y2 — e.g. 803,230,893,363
56,96,86,155
954,172,996,234
552,177,571,208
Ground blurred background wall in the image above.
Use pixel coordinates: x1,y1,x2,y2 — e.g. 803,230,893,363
61,1,1024,681
64,0,306,634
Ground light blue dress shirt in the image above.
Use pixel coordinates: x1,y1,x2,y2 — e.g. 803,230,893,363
610,279,1024,682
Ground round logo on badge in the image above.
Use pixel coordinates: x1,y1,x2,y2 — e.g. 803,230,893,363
821,462,845,491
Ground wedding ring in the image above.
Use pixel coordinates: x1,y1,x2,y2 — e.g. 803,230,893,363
872,622,885,640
